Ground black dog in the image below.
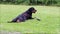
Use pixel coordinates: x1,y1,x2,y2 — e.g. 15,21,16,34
10,7,37,22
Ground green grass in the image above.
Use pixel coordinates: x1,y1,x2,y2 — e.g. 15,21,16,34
0,5,60,34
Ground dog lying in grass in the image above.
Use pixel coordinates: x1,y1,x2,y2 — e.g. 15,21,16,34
10,7,37,22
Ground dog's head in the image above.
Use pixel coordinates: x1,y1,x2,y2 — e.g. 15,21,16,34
28,7,37,13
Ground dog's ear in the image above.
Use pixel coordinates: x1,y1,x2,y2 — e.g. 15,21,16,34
28,7,35,11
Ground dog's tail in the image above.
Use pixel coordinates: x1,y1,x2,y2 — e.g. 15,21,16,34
8,21,13,23
8,21,17,23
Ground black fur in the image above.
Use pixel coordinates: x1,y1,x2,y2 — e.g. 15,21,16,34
10,7,36,22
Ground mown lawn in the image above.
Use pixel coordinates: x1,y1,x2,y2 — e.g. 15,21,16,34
0,5,60,34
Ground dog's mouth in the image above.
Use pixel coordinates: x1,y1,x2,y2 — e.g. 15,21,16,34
32,10,37,13
34,10,37,13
